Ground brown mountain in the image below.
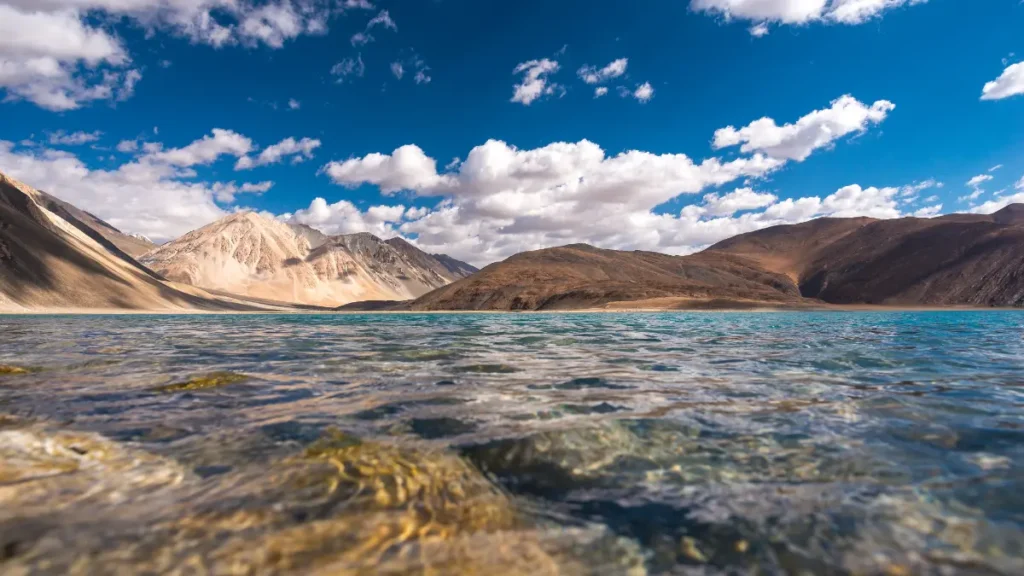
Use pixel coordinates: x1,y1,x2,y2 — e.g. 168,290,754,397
141,212,476,307
707,206,1024,306
407,206,1024,311
0,172,281,312
407,244,803,311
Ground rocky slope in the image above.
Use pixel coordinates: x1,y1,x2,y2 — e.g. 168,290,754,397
141,212,476,307
0,172,275,312
409,206,1024,311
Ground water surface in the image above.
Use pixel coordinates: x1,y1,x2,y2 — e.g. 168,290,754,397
1,312,1022,574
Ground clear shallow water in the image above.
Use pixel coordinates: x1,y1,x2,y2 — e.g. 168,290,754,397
0,312,1022,575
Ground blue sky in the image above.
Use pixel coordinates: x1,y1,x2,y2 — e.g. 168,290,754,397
2,0,1023,265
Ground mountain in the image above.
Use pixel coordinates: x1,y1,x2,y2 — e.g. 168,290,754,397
0,172,277,312
140,212,476,307
28,189,157,258
407,243,803,311
408,207,1024,311
707,207,1024,306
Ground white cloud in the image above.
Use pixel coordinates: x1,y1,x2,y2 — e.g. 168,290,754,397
367,10,396,31
350,9,396,46
690,0,929,26
211,180,274,203
1,138,226,242
981,62,1024,101
116,139,139,153
323,110,917,266
235,137,321,170
989,164,1003,172
390,55,431,84
713,95,895,161
970,192,1024,215
967,174,993,188
330,54,365,82
148,129,253,167
577,58,628,84
0,126,325,240
912,204,942,218
749,22,770,36
322,144,450,193
310,94,898,265
0,0,356,111
288,98,300,110
48,130,102,146
633,82,655,103
511,59,561,105
282,197,412,237
595,86,609,98
960,173,993,202
700,188,778,216
899,178,941,196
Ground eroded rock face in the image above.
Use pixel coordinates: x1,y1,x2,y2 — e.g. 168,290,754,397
0,422,646,575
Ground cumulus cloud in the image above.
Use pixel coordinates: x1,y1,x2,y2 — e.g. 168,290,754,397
970,191,1024,215
690,0,929,28
147,129,253,167
981,62,1024,101
633,82,655,103
1,138,226,241
594,86,609,98
116,139,139,153
282,197,417,237
0,0,362,111
288,98,300,110
0,126,324,240
577,58,628,84
390,62,404,79
713,95,895,161
699,188,778,216
48,130,103,146
511,59,561,105
321,144,450,193
307,95,903,265
235,137,321,170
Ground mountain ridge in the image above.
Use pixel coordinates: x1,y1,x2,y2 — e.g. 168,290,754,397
140,211,477,307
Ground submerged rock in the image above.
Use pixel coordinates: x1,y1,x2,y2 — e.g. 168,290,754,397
152,371,248,393
0,364,37,376
1,424,646,575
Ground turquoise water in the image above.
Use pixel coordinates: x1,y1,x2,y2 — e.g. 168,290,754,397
0,312,1022,574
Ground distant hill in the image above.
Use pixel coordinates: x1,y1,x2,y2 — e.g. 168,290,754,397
141,212,476,307
407,207,1024,310
407,243,804,311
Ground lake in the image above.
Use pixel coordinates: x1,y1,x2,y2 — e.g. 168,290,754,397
1,312,1022,574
